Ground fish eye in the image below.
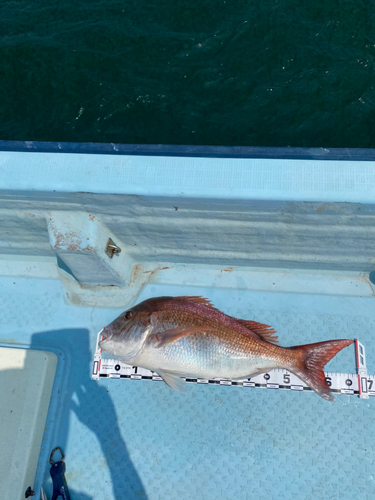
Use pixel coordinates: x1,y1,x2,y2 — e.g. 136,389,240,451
124,311,133,320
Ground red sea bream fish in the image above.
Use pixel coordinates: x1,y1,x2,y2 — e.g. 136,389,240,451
99,296,353,401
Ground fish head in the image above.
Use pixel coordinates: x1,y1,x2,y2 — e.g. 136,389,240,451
99,299,156,362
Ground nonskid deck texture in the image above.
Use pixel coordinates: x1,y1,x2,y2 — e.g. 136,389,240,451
1,143,375,499
1,277,374,500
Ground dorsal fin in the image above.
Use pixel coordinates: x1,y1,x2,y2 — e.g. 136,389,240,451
181,296,279,344
180,296,216,309
236,319,279,345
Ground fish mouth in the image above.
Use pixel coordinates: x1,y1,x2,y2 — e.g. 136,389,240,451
99,328,113,346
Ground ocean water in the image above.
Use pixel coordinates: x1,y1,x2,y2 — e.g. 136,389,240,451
1,0,375,147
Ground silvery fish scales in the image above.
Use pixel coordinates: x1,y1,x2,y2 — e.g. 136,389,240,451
99,296,353,401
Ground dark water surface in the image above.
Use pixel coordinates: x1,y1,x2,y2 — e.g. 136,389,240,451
1,0,375,147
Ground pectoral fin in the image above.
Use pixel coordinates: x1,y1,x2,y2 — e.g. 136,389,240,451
154,326,204,347
157,370,186,393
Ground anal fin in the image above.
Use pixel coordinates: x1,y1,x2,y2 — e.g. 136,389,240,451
157,369,186,393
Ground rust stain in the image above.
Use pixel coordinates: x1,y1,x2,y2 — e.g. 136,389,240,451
144,268,159,276
83,246,95,252
54,232,65,248
88,214,95,221
67,243,81,252
146,268,161,281
129,264,144,284
50,223,80,251
316,203,329,213
142,266,164,278
66,292,82,305
221,267,233,273
130,264,164,288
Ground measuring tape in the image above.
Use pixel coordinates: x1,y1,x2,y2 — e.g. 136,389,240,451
92,331,374,398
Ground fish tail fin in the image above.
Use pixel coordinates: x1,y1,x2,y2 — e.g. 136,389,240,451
290,339,353,401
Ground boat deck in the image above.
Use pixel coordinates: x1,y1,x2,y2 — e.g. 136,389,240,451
1,143,374,499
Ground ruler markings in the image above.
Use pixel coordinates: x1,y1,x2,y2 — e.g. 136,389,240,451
92,335,373,398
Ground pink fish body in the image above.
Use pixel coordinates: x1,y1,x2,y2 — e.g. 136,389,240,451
99,296,353,401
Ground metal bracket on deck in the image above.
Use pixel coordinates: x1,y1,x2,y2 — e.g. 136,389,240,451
46,211,128,287
45,210,168,307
